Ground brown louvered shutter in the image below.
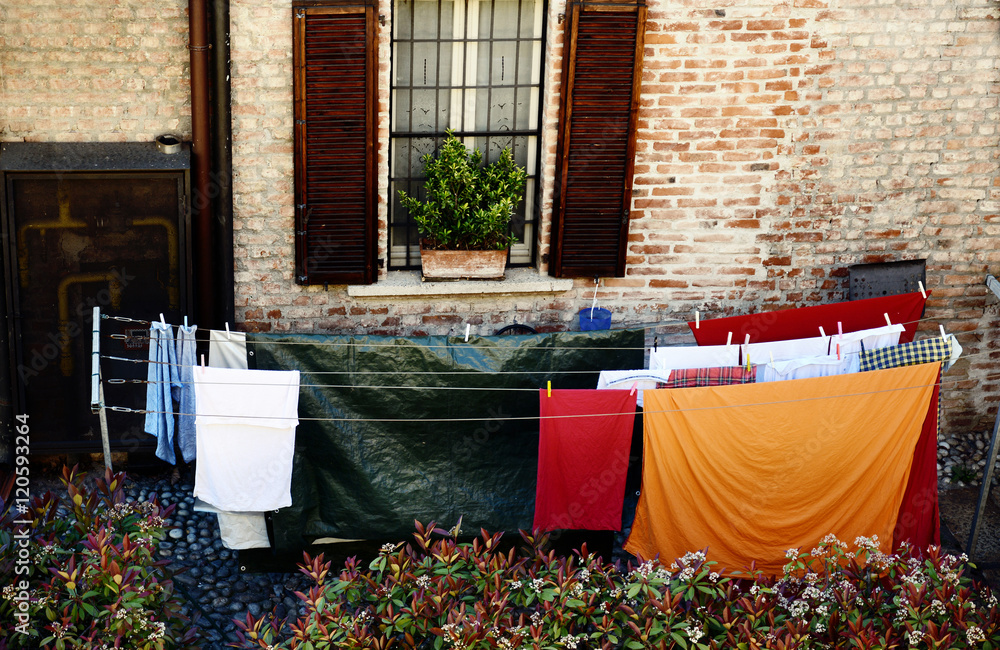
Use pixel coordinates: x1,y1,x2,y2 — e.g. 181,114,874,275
550,0,646,278
293,1,378,285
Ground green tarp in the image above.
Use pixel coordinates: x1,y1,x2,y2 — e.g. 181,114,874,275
247,329,644,551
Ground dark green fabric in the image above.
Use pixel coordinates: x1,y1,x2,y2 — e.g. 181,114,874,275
248,329,644,551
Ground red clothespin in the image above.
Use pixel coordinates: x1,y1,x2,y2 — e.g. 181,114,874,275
836,343,840,360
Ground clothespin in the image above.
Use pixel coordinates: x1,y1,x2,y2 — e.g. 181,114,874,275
159,313,167,327
547,380,551,398
745,350,752,372
200,353,206,374
629,382,638,396
836,343,841,361
726,332,732,347
225,322,231,340
939,324,947,340
819,326,826,337
837,321,843,339
884,313,892,327
464,323,470,343
769,351,775,365
695,311,700,329
183,315,188,328
918,281,927,299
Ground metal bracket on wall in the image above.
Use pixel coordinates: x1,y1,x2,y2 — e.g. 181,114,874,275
966,274,1000,557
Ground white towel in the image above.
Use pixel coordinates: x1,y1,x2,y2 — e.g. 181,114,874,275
648,344,738,371
756,354,860,383
193,366,300,512
208,329,249,370
596,369,674,408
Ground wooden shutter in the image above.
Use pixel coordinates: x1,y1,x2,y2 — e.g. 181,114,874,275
293,1,378,285
550,0,645,278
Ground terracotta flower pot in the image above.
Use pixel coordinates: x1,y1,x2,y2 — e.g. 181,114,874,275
419,245,508,281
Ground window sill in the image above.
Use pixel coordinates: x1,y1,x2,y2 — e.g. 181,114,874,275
347,268,574,298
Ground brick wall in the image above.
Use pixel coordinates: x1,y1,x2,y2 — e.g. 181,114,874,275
4,0,1000,443
0,1,190,142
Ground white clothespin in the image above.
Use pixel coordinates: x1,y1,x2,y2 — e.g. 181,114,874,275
159,313,167,327
464,323,471,343
726,331,732,347
183,315,188,328
695,311,700,329
225,323,231,340
769,351,775,365
819,326,826,337
200,353,206,374
744,333,750,345
918,281,927,299
884,313,892,327
939,324,947,340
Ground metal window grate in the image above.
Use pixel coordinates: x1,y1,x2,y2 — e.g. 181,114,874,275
388,0,544,270
848,259,927,301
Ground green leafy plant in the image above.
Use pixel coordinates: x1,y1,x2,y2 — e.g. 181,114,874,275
398,131,527,251
0,466,200,649
232,523,1000,649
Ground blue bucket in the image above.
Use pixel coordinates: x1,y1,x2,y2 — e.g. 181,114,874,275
578,307,612,331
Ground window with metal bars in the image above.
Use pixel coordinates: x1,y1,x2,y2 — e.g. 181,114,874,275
388,0,544,269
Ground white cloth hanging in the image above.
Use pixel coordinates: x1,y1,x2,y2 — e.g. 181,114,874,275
193,366,300,512
648,344,738,371
596,369,674,408
756,353,860,383
209,329,249,370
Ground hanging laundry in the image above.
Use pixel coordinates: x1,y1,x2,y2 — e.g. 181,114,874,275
648,344,738,371
833,323,905,356
596,369,673,408
756,353,859,383
657,366,756,389
742,336,830,366
625,364,938,576
174,323,198,463
209,328,249,369
193,366,301,512
859,335,961,372
689,291,928,346
144,321,182,465
206,327,269,546
858,338,954,552
533,389,637,532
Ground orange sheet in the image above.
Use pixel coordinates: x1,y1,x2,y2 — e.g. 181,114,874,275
625,364,938,576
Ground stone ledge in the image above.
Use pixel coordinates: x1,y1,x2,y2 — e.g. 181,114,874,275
347,268,574,298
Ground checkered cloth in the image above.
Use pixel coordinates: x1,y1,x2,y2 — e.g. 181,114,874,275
657,366,757,389
859,337,952,373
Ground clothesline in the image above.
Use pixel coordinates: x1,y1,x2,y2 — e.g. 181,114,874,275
106,379,939,422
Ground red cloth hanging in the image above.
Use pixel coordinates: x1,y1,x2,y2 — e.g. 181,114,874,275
533,389,637,532
892,367,941,551
688,291,928,345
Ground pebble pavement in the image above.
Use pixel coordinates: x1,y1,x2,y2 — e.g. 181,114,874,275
121,473,313,649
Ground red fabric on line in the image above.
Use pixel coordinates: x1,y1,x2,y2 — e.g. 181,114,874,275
533,389,637,532
688,291,928,346
893,367,941,552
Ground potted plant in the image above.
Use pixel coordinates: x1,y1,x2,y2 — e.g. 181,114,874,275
398,131,527,280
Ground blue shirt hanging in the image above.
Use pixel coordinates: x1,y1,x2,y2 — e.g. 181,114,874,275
144,321,182,464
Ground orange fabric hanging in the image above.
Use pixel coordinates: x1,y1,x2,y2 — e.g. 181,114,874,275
625,363,938,576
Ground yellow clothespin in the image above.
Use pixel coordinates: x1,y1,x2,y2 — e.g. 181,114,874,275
547,380,551,398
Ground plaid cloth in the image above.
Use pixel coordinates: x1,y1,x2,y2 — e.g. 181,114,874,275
859,337,952,373
657,366,756,389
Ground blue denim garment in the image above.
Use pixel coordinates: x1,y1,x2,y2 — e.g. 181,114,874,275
144,322,182,464
175,324,198,463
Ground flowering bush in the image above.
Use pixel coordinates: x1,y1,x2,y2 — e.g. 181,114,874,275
233,522,1000,649
0,466,199,649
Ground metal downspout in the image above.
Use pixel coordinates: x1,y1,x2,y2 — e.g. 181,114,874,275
210,0,235,328
189,0,214,325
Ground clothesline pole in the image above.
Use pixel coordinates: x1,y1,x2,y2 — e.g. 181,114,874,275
90,306,112,472
967,274,1000,557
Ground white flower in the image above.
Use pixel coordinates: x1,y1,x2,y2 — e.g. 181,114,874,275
786,548,800,559
686,625,705,644
967,626,985,644
416,574,432,589
709,572,719,583
907,629,924,646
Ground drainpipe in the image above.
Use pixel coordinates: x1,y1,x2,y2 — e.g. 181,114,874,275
189,0,214,326
210,0,235,328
